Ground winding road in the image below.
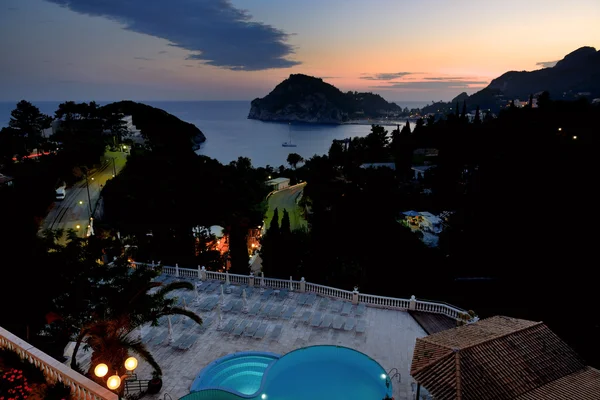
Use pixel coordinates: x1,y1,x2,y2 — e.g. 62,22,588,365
265,183,307,231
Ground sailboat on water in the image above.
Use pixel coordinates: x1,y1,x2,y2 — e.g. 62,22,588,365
282,122,297,147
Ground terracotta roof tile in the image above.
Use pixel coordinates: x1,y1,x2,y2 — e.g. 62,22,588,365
411,316,591,400
515,367,600,399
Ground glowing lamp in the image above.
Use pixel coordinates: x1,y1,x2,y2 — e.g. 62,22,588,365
381,373,387,379
94,363,108,378
106,375,121,390
124,356,138,371
261,394,267,400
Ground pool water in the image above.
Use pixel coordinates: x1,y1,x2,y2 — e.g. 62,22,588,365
183,346,392,400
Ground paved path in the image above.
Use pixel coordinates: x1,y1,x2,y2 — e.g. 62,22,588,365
265,183,307,231
39,151,127,239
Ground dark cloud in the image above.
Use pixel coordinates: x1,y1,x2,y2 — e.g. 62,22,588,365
134,56,154,61
45,0,300,71
184,65,194,68
360,72,413,81
158,50,168,54
423,77,469,81
318,76,340,79
370,80,488,90
536,60,558,68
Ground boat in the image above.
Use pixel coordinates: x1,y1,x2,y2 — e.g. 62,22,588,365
282,123,297,147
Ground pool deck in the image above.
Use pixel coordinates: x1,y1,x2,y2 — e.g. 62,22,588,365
74,277,427,400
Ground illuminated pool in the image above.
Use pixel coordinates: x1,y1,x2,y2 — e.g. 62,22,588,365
182,346,392,400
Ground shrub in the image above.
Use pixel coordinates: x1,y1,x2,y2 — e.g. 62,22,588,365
45,381,72,400
0,367,32,400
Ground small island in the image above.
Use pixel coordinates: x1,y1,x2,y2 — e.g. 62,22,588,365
248,74,401,124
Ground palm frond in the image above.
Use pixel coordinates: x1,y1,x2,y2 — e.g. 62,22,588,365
123,341,162,376
157,307,203,326
155,281,194,297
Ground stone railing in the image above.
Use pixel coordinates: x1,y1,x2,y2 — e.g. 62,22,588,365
0,326,118,400
132,262,468,320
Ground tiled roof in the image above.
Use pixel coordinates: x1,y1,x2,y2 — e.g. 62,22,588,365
515,367,600,399
411,316,588,400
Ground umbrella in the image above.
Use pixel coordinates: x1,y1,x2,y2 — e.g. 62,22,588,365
193,283,200,304
167,316,173,344
225,270,230,286
219,286,225,306
182,297,187,310
216,302,223,329
289,276,293,291
242,289,248,313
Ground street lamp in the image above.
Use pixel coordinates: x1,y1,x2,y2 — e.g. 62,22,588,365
94,356,138,399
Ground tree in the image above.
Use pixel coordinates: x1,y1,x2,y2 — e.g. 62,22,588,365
268,208,280,236
455,102,459,117
8,100,52,152
474,105,481,124
461,100,467,120
401,120,411,135
280,209,291,236
287,153,304,169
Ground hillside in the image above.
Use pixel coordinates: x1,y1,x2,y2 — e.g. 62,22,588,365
248,74,401,123
101,101,206,150
422,46,600,114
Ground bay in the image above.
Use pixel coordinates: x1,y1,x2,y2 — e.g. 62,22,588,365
0,100,429,167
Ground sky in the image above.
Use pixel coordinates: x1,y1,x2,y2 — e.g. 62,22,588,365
1,0,599,102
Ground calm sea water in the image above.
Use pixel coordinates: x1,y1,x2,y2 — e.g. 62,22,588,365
0,100,428,167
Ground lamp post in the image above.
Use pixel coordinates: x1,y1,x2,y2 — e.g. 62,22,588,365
94,356,138,399
83,170,92,217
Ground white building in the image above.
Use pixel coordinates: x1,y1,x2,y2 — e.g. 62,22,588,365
266,177,290,191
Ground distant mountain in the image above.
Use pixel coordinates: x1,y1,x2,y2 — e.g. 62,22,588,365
422,46,600,113
248,74,401,123
102,101,206,150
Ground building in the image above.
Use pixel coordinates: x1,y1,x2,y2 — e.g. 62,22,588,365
411,165,435,179
359,162,396,170
411,315,600,399
266,177,290,191
0,173,14,187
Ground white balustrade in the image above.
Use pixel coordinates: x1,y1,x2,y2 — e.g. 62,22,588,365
130,261,469,320
0,327,118,400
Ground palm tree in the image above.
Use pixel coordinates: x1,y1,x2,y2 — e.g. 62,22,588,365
69,264,202,378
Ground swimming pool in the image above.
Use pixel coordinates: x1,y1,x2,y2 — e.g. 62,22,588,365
182,345,392,400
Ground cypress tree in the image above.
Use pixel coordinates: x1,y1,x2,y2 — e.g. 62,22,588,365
461,100,467,120
528,93,533,108
280,209,291,236
474,105,481,124
455,102,459,117
268,208,280,236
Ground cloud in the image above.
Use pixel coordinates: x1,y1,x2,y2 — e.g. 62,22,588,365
318,76,340,79
423,77,470,81
184,64,194,68
45,0,300,71
360,72,413,81
536,60,558,68
134,56,154,61
370,80,488,90
158,50,168,54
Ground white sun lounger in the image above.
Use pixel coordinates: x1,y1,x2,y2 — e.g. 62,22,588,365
233,320,250,336
320,314,333,328
344,317,356,331
355,303,366,317
301,311,312,323
282,306,296,320
269,324,282,339
341,302,353,316
310,312,323,327
355,319,367,333
254,323,268,339
332,315,346,330
244,321,260,337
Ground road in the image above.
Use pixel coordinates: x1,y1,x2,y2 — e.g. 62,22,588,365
264,183,307,231
39,150,127,240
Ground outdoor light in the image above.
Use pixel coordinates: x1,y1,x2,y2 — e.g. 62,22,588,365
261,394,267,400
94,363,108,378
75,225,81,229
381,374,387,379
268,175,271,179
124,356,138,371
79,200,83,204
106,375,121,390
573,136,577,140
558,127,562,131
91,177,94,181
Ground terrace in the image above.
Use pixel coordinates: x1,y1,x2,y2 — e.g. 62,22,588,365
1,265,469,400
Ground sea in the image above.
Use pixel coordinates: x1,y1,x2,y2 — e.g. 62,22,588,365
0,100,429,167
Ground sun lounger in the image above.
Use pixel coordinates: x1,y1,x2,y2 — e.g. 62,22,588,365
310,312,323,327
148,330,168,346
344,317,356,331
260,288,274,301
222,319,237,333
301,311,312,323
245,287,254,297
305,293,317,306
197,316,213,333
176,333,199,350
201,298,219,312
197,282,209,292
296,293,307,306
248,302,261,316
233,320,250,336
254,323,268,339
278,289,289,300
222,301,234,312
196,297,211,309
206,282,217,293
331,300,343,313
356,303,366,317
259,304,273,317
332,315,346,330
269,304,283,319
232,299,243,312
320,314,333,328
269,324,282,339
341,302,353,316
282,306,296,320
318,297,330,310
355,319,367,333
142,330,156,344
244,321,260,337
181,316,196,328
